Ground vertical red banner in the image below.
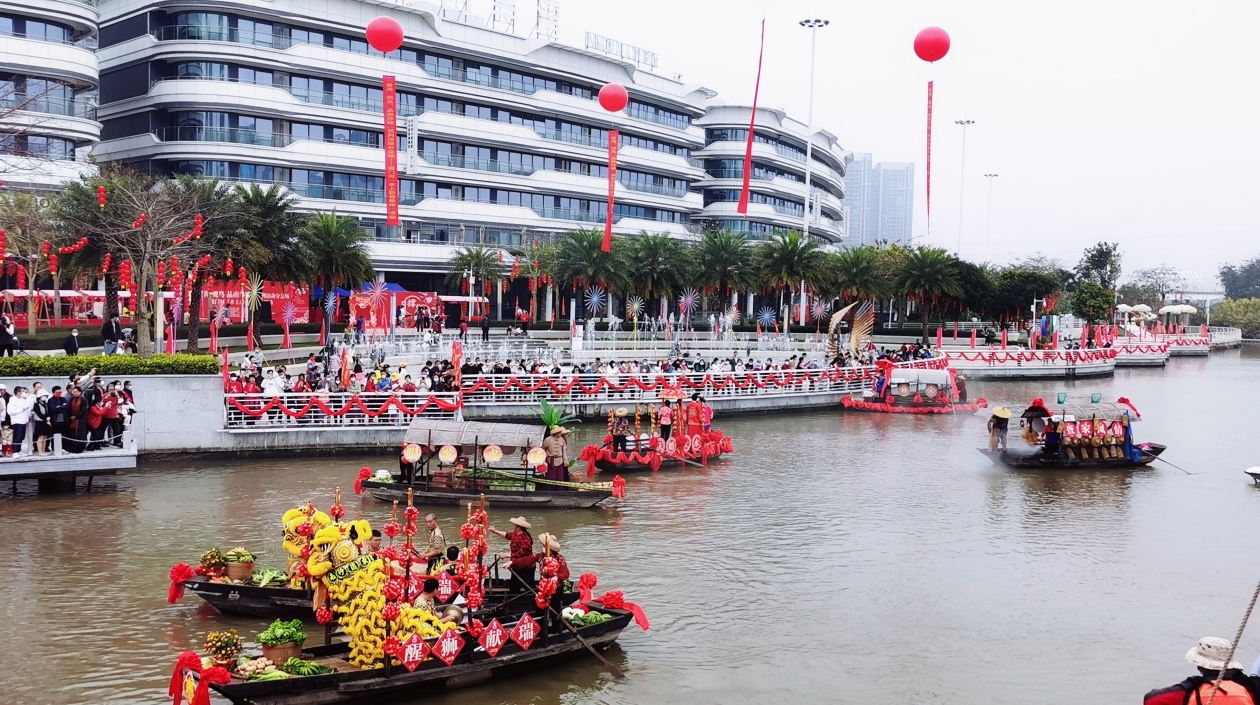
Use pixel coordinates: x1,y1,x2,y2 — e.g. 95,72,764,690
738,19,766,215
925,80,934,229
602,129,619,252
382,75,400,226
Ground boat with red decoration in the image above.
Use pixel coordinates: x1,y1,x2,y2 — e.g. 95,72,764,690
979,396,1166,469
576,396,734,474
841,362,988,414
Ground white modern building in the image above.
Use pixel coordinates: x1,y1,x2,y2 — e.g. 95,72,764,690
0,0,102,190
841,151,872,245
692,104,849,243
841,154,914,247
90,0,851,291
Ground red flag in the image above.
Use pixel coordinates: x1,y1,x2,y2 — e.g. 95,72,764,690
952,321,958,340
1000,328,1007,349
926,80,934,227
221,348,230,391
601,130,619,253
936,327,942,348
737,20,766,215
970,329,976,349
383,76,400,226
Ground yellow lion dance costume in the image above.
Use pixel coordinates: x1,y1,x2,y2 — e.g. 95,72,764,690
282,504,331,589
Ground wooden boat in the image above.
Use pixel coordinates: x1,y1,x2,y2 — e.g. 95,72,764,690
979,397,1163,470
581,430,733,473
197,606,632,705
181,576,577,620
842,365,987,414
355,419,617,509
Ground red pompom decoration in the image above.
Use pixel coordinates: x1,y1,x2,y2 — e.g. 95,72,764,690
459,523,477,540
382,602,401,621
542,557,559,577
382,520,400,539
315,606,334,624
383,578,403,601
403,506,419,522
382,635,400,656
297,521,313,537
329,503,345,521
402,520,417,537
300,544,311,559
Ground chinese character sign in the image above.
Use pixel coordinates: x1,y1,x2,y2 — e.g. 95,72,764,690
436,571,458,601
433,628,465,666
478,618,508,658
383,75,400,226
400,633,430,672
601,129,619,252
510,614,539,651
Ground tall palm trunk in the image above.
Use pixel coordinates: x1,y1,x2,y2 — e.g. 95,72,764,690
104,272,119,321
186,273,204,352
920,301,932,344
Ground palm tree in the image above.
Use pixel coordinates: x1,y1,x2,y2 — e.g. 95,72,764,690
896,246,963,343
445,245,505,320
628,233,691,316
234,183,311,283
696,229,752,311
754,229,824,333
552,229,631,318
304,211,375,290
830,245,887,302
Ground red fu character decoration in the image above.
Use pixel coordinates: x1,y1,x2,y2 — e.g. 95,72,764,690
913,26,950,234
597,83,628,253
366,16,404,228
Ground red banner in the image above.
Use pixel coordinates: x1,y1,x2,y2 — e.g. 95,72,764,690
383,75,400,226
926,80,934,227
602,130,619,253
201,282,309,323
738,19,765,216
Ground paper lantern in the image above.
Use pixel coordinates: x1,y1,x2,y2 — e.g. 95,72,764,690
526,447,546,465
401,443,423,463
598,83,629,112
483,445,503,463
914,27,951,63
437,444,458,464
366,16,404,53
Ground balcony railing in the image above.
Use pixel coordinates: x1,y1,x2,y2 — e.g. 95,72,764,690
703,168,774,181
0,95,96,120
0,29,88,47
421,150,537,176
619,178,688,197
156,126,292,148
623,103,692,131
291,87,420,116
531,127,608,148
286,182,421,205
531,206,610,224
771,142,806,162
152,25,292,49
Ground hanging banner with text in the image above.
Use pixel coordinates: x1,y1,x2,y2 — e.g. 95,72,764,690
383,75,400,226
602,129,619,252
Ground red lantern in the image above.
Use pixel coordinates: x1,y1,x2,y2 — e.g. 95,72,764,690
41,241,50,257
96,186,106,209
598,83,629,112
365,16,404,53
0,228,7,254
224,258,233,276
914,27,951,62
48,254,58,275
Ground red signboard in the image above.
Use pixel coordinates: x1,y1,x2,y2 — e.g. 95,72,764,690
602,129,619,253
509,613,540,651
436,571,458,602
400,632,430,672
432,627,465,666
383,75,400,226
478,618,509,658
201,281,309,324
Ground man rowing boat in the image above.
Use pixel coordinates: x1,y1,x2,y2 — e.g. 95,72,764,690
1144,637,1260,705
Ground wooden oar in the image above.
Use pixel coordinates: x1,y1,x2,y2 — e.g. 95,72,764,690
515,578,626,680
660,452,705,469
1141,448,1193,475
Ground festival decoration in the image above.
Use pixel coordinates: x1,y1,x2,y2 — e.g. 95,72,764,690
438,445,458,464
914,26,950,230
280,301,297,349
482,444,503,463
596,84,627,252
738,19,766,215
757,306,777,327
96,186,106,209
401,443,422,464
597,83,629,112
811,300,828,322
626,295,644,320
365,16,404,52
678,288,699,319
225,395,463,422
585,284,605,316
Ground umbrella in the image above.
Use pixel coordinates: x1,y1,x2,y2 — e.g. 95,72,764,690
1115,304,1133,313
1131,304,1152,313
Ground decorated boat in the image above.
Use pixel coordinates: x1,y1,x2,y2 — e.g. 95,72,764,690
168,493,648,705
576,396,734,474
978,396,1165,469
356,419,623,509
841,361,988,414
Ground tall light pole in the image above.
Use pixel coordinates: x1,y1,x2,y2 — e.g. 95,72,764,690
954,119,974,257
983,173,998,262
799,18,827,327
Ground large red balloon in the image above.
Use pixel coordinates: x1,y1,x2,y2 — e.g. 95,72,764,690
913,27,950,63
598,83,629,113
366,16,404,53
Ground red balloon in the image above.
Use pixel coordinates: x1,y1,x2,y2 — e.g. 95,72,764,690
598,83,629,113
366,16,404,53
914,27,950,63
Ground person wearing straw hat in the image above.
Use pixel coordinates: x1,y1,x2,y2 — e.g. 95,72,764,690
1143,637,1260,705
489,517,536,593
541,425,571,485
611,408,631,453
987,407,1012,452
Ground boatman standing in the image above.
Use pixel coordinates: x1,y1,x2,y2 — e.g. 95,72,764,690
987,407,1011,451
541,426,570,485
1144,637,1260,704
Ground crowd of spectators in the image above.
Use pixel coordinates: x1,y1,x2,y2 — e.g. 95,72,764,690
0,368,135,456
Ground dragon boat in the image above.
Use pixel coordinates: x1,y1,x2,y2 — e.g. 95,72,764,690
576,398,734,474
168,494,649,705
356,419,623,509
841,362,988,414
978,396,1165,469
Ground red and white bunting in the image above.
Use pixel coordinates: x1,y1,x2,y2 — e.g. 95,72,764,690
478,618,509,658
510,614,540,651
400,632,430,672
432,627,465,666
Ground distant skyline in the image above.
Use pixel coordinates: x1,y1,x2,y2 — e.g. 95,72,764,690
549,0,1259,278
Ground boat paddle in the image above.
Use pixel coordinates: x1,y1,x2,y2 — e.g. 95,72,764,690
1141,449,1193,475
514,579,626,680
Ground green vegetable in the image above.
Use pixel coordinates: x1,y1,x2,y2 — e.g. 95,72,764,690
246,669,290,682
251,567,287,587
224,547,257,563
257,619,307,647
282,657,332,676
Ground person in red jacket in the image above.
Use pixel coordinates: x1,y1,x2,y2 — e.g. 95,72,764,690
1145,637,1260,705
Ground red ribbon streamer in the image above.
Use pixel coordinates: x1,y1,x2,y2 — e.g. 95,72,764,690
602,130,619,253
167,562,196,603
737,19,766,216
590,590,650,631
169,651,201,705
840,396,988,414
226,394,461,419
926,80,934,227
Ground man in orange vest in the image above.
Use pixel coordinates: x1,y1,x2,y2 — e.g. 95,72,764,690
1144,637,1260,705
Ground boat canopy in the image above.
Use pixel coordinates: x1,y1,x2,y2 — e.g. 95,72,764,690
403,419,546,452
889,368,953,386
1022,400,1138,422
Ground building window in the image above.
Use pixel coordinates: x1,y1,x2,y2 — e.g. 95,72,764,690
174,160,229,177
174,13,229,40
176,62,230,80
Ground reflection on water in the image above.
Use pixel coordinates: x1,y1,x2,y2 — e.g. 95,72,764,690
3,349,1260,704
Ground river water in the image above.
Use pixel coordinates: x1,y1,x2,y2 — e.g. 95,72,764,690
3,349,1260,704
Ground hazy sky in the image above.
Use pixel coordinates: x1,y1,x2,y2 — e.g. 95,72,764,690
531,0,1260,279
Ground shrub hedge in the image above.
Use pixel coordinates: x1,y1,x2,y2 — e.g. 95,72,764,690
0,354,221,377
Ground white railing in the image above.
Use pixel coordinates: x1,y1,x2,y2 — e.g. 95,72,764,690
1209,327,1243,346
947,348,1117,369
458,360,948,407
223,392,460,429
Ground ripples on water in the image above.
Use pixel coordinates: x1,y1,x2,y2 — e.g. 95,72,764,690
3,349,1260,704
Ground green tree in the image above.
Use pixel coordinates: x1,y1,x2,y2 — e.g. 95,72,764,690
552,229,631,317
1219,257,1260,299
953,260,997,318
445,245,505,319
1069,281,1114,322
628,233,691,306
695,229,753,303
233,183,311,283
753,229,825,333
1131,265,1183,300
1075,242,1123,290
895,246,963,343
1210,298,1260,337
992,267,1063,321
304,212,375,290
830,245,888,302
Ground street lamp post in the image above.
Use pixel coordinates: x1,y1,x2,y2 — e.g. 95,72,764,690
983,173,998,261
954,119,974,256
799,18,827,327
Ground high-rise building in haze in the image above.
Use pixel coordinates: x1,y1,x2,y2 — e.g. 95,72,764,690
842,154,914,246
